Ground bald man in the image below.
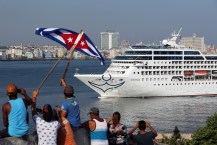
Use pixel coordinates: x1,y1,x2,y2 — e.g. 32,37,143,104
0,84,32,138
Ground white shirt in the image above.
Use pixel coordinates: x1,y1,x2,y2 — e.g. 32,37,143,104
33,115,60,145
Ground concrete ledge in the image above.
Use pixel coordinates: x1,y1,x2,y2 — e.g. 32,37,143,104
0,132,37,145
0,128,90,145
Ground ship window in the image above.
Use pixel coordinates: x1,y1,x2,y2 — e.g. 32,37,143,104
125,50,152,55
184,56,204,60
205,56,217,60
154,51,182,55
114,56,152,60
154,56,182,60
184,51,200,55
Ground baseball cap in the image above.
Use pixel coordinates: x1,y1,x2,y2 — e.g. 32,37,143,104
87,107,99,115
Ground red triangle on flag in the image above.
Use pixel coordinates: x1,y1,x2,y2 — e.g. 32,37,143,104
75,35,89,49
61,34,78,49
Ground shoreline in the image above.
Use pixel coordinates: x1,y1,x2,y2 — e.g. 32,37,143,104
156,133,192,139
154,133,192,143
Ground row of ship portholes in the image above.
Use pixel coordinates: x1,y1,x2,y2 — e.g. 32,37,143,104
153,82,217,86
152,61,217,64
137,65,217,70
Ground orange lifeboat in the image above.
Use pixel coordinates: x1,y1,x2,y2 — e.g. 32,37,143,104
184,71,194,76
195,70,208,76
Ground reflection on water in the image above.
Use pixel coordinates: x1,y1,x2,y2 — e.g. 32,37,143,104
0,60,216,133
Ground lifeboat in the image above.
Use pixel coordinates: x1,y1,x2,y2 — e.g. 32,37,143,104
195,70,209,76
184,71,194,76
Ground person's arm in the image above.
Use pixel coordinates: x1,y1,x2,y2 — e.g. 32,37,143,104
146,122,157,136
20,88,32,107
60,79,67,89
80,120,90,129
59,103,67,119
57,105,67,121
31,89,39,116
81,120,96,131
107,116,113,123
2,103,10,127
128,121,139,135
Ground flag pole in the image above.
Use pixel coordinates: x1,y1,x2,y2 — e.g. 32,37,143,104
37,51,67,90
61,30,84,81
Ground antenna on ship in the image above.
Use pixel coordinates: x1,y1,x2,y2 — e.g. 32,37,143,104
162,27,182,48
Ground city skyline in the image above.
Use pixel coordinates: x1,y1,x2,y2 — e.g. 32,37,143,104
0,0,217,47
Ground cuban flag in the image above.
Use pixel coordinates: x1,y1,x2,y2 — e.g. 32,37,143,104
35,28,105,65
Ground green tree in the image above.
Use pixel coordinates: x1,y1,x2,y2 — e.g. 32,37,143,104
191,112,217,145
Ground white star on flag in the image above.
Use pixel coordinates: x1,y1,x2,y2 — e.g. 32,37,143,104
80,41,85,46
67,37,73,43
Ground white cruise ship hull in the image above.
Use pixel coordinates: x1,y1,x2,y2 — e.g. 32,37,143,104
74,73,217,98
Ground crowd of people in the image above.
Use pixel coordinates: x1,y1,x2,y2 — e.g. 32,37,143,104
0,80,158,145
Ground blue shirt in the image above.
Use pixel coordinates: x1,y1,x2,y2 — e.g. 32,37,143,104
8,98,29,137
61,96,81,128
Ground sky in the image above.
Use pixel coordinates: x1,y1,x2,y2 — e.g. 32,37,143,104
0,0,217,47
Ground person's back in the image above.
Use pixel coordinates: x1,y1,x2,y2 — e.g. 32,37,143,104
81,107,108,145
34,116,59,145
61,96,81,128
128,120,157,145
133,131,156,145
32,90,60,145
0,84,31,138
91,118,108,145
8,97,29,137
60,80,81,128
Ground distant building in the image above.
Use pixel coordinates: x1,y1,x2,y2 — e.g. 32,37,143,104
100,31,120,50
180,33,206,53
25,52,34,59
0,49,7,60
43,51,52,59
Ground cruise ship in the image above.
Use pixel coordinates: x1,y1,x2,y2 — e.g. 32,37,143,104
74,28,217,98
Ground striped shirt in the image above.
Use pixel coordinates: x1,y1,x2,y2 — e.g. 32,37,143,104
90,119,108,145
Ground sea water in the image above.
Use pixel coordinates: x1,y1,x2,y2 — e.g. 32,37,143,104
0,60,216,134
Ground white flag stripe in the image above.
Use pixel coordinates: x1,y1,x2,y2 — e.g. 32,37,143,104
86,41,98,55
82,49,98,57
60,30,74,34
44,28,58,32
50,33,65,44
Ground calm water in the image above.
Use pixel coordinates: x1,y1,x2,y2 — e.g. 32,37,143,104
0,60,217,134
